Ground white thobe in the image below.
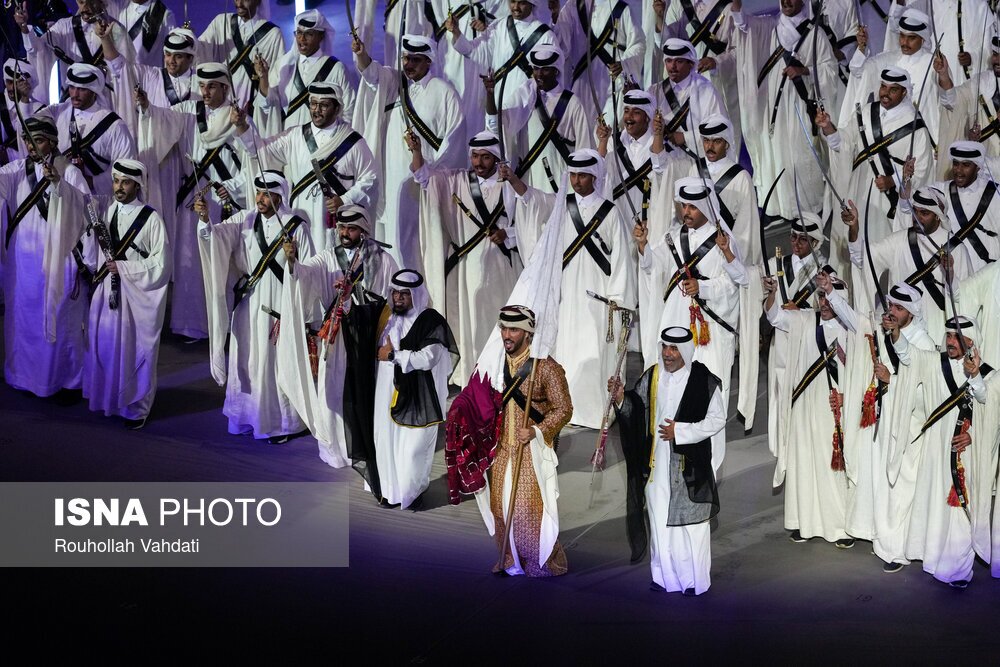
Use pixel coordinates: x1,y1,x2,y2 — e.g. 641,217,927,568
198,13,286,138
138,99,253,338
80,200,170,419
239,119,378,252
889,334,999,583
646,363,726,595
373,312,452,508
414,164,521,382
50,102,138,203
555,0,645,123
767,303,853,542
909,175,1000,271
848,223,973,340
22,14,134,92
261,52,357,131
645,71,725,166
515,187,631,428
487,81,595,194
352,63,464,270
733,9,840,218
198,208,313,439
638,222,740,397
0,159,90,396
662,0,743,152
117,0,176,68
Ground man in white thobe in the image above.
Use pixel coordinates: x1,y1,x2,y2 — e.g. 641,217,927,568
195,170,312,444
278,205,398,469
234,81,378,253
136,61,254,340
554,0,645,123
255,10,356,133
371,269,456,509
889,315,1000,587
197,0,285,137
351,33,465,270
611,325,726,595
410,130,521,383
0,112,90,400
844,185,973,340
79,159,170,428
116,0,175,68
765,267,859,547
937,36,1000,158
485,44,595,197
732,0,839,218
503,149,631,428
636,177,742,396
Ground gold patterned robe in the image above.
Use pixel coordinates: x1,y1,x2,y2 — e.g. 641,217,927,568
490,349,573,577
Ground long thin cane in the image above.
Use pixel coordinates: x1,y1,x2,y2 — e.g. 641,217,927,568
496,357,539,572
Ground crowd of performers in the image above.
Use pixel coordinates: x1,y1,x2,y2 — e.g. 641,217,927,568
3,0,1000,595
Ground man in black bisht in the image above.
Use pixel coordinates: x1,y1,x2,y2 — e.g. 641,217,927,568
609,326,726,595
339,269,458,508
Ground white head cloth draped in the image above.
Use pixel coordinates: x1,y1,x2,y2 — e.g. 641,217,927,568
468,131,502,160
912,185,949,221
661,326,695,367
622,90,655,122
898,9,930,42
698,113,735,148
880,66,912,97
942,315,981,350
949,141,986,168
887,282,925,324
385,269,430,347
254,169,289,203
336,204,373,235
163,28,197,55
112,159,148,194
3,57,35,83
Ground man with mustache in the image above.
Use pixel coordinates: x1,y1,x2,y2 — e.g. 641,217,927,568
885,0,995,86
277,205,397,469
887,314,1000,588
352,33,464,276
817,67,933,264
233,81,377,253
0,111,89,402
635,177,742,387
484,44,594,197
844,9,939,158
646,0,744,153
197,0,285,137
595,90,659,242
905,141,1000,271
502,149,631,428
445,305,572,575
763,266,858,549
255,9,356,132
446,0,557,131
837,281,936,573
336,269,458,508
76,159,170,430
195,169,313,445
610,326,726,592
843,184,973,340
409,131,521,384
645,38,725,167
135,62,252,342
46,63,137,201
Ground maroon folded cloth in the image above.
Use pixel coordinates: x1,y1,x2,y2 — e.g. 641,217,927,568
445,372,503,504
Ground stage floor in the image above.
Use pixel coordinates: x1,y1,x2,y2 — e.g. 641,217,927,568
3,310,998,660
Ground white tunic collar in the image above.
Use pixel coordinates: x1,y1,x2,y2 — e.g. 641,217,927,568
574,191,602,208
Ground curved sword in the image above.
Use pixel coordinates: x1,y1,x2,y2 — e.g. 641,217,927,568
608,19,639,223
793,101,847,210
345,0,358,38
759,168,786,276
581,0,605,123
397,0,413,132
861,179,887,311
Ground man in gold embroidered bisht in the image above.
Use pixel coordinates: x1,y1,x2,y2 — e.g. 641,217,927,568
446,305,572,577
611,326,725,596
